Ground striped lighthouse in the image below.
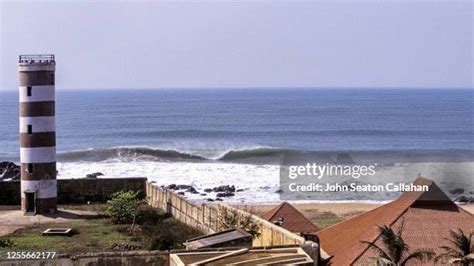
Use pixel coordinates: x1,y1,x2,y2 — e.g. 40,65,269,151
18,54,57,215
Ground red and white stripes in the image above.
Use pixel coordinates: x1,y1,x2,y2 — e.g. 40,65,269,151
18,55,57,214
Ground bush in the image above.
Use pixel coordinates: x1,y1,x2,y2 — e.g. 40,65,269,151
106,190,147,224
141,219,202,251
0,238,13,248
216,205,261,238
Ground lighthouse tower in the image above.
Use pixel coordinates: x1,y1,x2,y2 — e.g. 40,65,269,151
18,54,57,214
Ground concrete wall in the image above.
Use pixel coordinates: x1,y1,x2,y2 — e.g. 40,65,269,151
58,178,147,204
146,183,306,247
0,181,21,205
0,178,147,205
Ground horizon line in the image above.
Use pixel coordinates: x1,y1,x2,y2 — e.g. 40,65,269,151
1,86,473,92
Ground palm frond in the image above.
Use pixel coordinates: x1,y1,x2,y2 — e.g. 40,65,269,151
370,257,396,266
437,228,474,265
435,245,463,262
400,249,435,266
378,225,408,263
448,255,474,264
360,240,392,262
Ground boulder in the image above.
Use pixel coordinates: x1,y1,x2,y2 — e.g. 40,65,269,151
166,184,177,190
85,172,104,179
216,192,235,197
204,188,213,193
176,184,192,190
185,187,198,194
449,188,464,194
213,185,235,193
454,196,474,203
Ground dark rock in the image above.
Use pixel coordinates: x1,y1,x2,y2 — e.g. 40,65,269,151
0,161,20,181
176,184,192,190
275,189,283,194
166,184,177,190
454,196,468,203
216,192,235,197
213,185,235,193
185,187,198,194
169,184,199,194
177,192,185,196
206,198,214,202
204,188,213,193
215,198,223,201
200,193,207,196
449,188,464,194
86,172,104,179
236,189,244,192
454,196,474,203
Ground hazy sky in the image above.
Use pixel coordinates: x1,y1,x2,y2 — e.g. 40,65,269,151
0,0,472,90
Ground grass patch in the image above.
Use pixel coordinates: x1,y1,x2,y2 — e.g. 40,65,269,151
4,219,131,254
311,211,343,229
1,208,203,255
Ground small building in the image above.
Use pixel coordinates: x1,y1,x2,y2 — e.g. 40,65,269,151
317,177,474,265
184,228,252,250
261,202,320,234
171,245,316,265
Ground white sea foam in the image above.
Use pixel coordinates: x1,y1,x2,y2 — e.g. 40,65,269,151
57,161,281,203
56,161,474,204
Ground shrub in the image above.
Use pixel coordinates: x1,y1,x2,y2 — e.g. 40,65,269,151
216,205,261,238
142,219,202,251
137,206,168,225
0,238,13,248
106,190,147,224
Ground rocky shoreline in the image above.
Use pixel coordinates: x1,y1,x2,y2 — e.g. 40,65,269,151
2,161,473,203
160,184,247,202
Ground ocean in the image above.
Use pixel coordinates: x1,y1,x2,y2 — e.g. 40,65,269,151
1,89,473,203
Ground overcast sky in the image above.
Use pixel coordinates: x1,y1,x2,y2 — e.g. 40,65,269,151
0,0,472,90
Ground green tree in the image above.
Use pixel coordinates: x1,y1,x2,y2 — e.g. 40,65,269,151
436,228,474,265
106,190,147,224
361,222,434,265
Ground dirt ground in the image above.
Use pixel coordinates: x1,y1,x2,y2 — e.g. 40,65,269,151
0,209,101,237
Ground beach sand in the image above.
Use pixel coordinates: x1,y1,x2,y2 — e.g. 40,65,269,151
235,203,474,230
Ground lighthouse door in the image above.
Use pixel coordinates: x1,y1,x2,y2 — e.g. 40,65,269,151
25,191,36,214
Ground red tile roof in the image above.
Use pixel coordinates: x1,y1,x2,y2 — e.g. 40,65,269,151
317,177,474,266
261,202,320,233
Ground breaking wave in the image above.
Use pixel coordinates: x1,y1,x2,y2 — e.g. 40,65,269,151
56,146,474,164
